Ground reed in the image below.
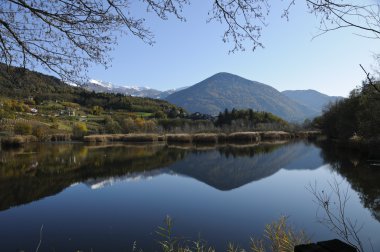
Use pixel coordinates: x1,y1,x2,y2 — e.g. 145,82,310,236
217,133,227,143
157,135,166,141
260,131,291,140
294,131,321,139
84,135,106,142
166,134,192,143
155,216,309,252
1,135,38,147
50,134,71,142
122,133,159,142
227,132,261,142
192,133,218,143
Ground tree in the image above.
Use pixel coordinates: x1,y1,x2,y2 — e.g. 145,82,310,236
72,122,88,139
1,0,379,81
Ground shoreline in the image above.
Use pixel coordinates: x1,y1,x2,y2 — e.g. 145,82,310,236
0,131,321,147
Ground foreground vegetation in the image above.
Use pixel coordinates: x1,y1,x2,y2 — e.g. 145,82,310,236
152,216,310,252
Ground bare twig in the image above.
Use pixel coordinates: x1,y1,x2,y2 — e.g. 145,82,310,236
307,178,365,252
360,64,380,93
35,224,44,252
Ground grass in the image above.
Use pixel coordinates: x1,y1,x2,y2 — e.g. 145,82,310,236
259,131,291,140
123,133,159,142
134,112,153,118
50,134,71,142
83,134,123,142
1,135,38,147
192,133,218,143
294,131,321,139
3,131,320,146
80,131,319,144
227,132,261,142
217,133,227,143
166,134,193,143
83,133,159,142
153,216,310,252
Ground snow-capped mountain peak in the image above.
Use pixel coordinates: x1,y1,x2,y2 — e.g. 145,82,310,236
89,79,113,89
74,78,188,99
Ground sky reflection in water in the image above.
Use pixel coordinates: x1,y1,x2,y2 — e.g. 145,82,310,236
0,141,379,251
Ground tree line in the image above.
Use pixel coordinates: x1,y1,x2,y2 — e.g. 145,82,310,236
313,81,380,141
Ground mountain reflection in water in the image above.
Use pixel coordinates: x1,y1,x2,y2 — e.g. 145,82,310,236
0,141,320,209
1,141,379,219
0,140,380,251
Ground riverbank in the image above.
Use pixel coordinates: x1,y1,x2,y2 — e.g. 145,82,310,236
0,131,321,147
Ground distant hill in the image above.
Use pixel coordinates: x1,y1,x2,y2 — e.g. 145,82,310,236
282,89,342,114
165,72,316,122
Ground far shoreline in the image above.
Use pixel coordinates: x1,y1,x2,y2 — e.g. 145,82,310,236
0,131,321,148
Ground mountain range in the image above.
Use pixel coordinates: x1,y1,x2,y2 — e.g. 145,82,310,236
281,89,342,114
82,79,186,99
84,72,342,122
166,73,342,121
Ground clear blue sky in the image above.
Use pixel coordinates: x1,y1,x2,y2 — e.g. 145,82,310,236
87,1,379,97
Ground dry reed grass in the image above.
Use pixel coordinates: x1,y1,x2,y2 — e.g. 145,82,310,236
1,135,38,146
294,131,321,139
217,133,227,143
260,131,291,140
157,135,166,141
192,133,218,143
123,133,159,142
50,134,71,142
166,134,192,143
227,132,261,142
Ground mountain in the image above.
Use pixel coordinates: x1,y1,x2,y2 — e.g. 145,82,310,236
165,72,316,122
83,79,187,99
83,79,162,97
282,89,342,114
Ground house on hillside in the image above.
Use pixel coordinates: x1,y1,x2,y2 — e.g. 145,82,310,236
60,107,76,116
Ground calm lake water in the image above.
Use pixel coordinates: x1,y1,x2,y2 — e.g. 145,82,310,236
0,141,379,251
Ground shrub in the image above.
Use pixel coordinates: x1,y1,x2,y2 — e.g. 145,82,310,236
14,121,32,135
72,122,88,139
32,125,48,140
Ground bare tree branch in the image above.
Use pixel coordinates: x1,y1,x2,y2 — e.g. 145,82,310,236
308,179,365,252
360,64,380,93
1,0,380,82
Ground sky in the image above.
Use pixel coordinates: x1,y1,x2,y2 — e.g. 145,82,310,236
85,1,379,97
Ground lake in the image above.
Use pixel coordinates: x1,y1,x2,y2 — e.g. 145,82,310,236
0,141,379,251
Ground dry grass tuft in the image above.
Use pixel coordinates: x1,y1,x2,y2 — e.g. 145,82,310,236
192,133,218,143
123,133,159,142
227,132,261,142
260,131,291,140
217,133,227,143
166,134,192,143
50,134,71,142
250,216,310,252
1,135,38,147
